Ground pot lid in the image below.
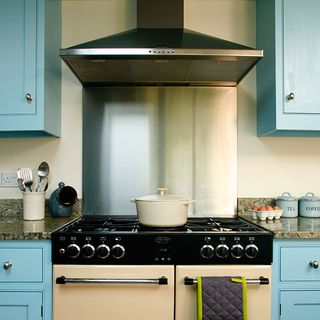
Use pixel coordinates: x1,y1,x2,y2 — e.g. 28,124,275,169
277,192,297,201
134,188,190,202
300,192,320,202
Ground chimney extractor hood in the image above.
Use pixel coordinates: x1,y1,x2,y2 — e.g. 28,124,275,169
61,0,263,87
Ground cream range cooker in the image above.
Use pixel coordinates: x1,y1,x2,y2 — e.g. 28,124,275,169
52,216,273,320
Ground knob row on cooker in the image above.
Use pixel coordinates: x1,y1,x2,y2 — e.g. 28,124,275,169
64,244,125,259
200,244,259,259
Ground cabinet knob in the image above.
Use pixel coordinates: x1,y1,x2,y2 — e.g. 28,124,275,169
287,92,295,101
25,93,33,102
310,260,319,269
3,261,12,270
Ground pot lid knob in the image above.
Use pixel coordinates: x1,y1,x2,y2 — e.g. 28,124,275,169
157,187,168,196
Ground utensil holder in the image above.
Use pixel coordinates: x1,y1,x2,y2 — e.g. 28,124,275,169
23,192,45,220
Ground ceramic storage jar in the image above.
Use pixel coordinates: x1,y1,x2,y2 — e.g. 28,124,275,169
298,192,320,218
275,192,298,218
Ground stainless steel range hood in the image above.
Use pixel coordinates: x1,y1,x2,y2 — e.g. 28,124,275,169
61,0,263,87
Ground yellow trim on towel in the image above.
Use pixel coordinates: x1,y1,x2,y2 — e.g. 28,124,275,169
197,277,202,320
231,277,248,320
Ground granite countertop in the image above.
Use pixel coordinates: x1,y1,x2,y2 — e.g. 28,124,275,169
0,215,80,240
242,214,320,239
2,198,320,240
0,199,81,240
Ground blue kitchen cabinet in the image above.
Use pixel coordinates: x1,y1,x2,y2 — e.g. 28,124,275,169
0,240,52,320
272,239,320,320
280,291,320,319
0,292,42,320
0,0,61,137
256,0,320,136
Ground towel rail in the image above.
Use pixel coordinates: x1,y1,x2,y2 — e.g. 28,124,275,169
184,276,269,286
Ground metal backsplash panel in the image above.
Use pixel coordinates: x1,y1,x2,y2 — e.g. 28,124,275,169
83,87,237,217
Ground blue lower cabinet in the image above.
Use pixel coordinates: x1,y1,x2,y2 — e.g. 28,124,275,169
272,239,320,320
280,291,320,319
0,240,52,320
0,292,42,320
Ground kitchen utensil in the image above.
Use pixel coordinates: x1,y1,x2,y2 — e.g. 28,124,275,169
18,168,33,192
298,192,320,218
36,161,49,192
17,178,26,192
49,182,77,217
275,192,298,218
130,188,195,227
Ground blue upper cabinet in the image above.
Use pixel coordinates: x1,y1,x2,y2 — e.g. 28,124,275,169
257,0,320,136
0,0,61,137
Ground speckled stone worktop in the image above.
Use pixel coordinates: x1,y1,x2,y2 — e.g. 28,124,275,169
241,214,320,239
0,199,81,240
0,215,80,240
1,198,320,240
239,198,320,239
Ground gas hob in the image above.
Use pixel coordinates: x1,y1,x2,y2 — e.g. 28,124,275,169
52,216,273,265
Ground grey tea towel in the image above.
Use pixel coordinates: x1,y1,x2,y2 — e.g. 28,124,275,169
197,276,247,320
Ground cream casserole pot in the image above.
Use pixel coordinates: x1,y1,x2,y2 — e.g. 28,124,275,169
130,188,195,227
299,192,320,218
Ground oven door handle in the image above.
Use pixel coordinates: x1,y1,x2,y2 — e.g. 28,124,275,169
184,276,269,286
56,276,168,285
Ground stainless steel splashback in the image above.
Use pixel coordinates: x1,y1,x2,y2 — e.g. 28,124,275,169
83,87,237,217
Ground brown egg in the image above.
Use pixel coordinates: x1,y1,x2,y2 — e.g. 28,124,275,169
266,206,274,211
259,206,267,211
252,205,259,210
273,206,281,210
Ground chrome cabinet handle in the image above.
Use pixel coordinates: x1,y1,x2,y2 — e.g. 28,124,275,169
184,276,269,285
287,92,295,101
3,261,12,270
25,93,33,102
56,276,168,285
310,260,319,269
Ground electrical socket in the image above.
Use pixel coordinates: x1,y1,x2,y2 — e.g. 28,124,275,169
1,172,18,187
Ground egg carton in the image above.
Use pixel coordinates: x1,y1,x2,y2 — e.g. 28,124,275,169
249,210,283,221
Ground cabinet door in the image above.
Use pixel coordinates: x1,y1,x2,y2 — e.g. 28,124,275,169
0,0,36,115
0,291,42,320
283,0,320,114
281,291,320,319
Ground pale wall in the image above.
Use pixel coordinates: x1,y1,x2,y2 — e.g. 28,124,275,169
0,0,319,199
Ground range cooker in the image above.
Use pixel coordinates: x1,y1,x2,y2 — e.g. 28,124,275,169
52,216,273,320
52,215,272,265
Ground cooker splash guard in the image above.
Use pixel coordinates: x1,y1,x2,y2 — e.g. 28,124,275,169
82,86,237,217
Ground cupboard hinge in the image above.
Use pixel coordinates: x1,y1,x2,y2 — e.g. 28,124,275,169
279,303,281,316
41,305,43,318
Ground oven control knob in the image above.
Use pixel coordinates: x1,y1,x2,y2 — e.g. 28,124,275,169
245,244,259,259
111,244,125,259
96,244,110,259
231,244,244,259
81,244,95,259
200,245,214,259
66,244,80,259
215,244,229,259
